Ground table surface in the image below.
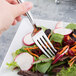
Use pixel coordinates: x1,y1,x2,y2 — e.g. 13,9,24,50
0,0,76,66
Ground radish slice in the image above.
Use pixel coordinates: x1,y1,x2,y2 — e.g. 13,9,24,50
15,53,34,71
54,28,72,35
55,22,64,29
23,32,35,46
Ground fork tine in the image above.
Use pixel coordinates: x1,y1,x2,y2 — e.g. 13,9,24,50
43,34,57,52
41,36,55,55
34,40,51,58
38,38,53,57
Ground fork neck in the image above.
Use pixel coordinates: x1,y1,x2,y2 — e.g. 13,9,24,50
32,24,42,36
33,24,41,30
33,24,37,28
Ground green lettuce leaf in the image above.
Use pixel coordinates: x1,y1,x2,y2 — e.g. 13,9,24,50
57,64,76,76
50,33,64,44
36,54,52,73
39,54,47,59
6,62,19,68
36,61,51,73
66,23,76,30
32,54,52,73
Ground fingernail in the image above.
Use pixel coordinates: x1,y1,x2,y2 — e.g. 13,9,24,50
25,2,33,10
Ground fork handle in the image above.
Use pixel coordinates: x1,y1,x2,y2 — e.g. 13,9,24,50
17,0,36,28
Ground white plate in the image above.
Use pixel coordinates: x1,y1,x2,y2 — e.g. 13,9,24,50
0,18,69,76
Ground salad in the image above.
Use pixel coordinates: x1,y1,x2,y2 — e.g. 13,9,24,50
7,22,76,76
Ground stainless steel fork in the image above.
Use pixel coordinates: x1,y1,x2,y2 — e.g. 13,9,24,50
18,0,57,58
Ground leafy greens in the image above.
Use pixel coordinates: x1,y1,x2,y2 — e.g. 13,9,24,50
57,64,76,76
50,33,64,44
6,62,19,69
66,23,76,30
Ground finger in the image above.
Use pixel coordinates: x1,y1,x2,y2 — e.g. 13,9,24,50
16,16,22,21
13,2,33,17
6,0,18,4
12,20,17,25
11,1,18,4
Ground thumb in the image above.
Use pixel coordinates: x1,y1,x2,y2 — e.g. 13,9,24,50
13,2,33,17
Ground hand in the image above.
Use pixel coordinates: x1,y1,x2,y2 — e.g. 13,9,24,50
0,0,33,34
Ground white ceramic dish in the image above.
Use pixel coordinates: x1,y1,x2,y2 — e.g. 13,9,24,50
0,18,69,76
